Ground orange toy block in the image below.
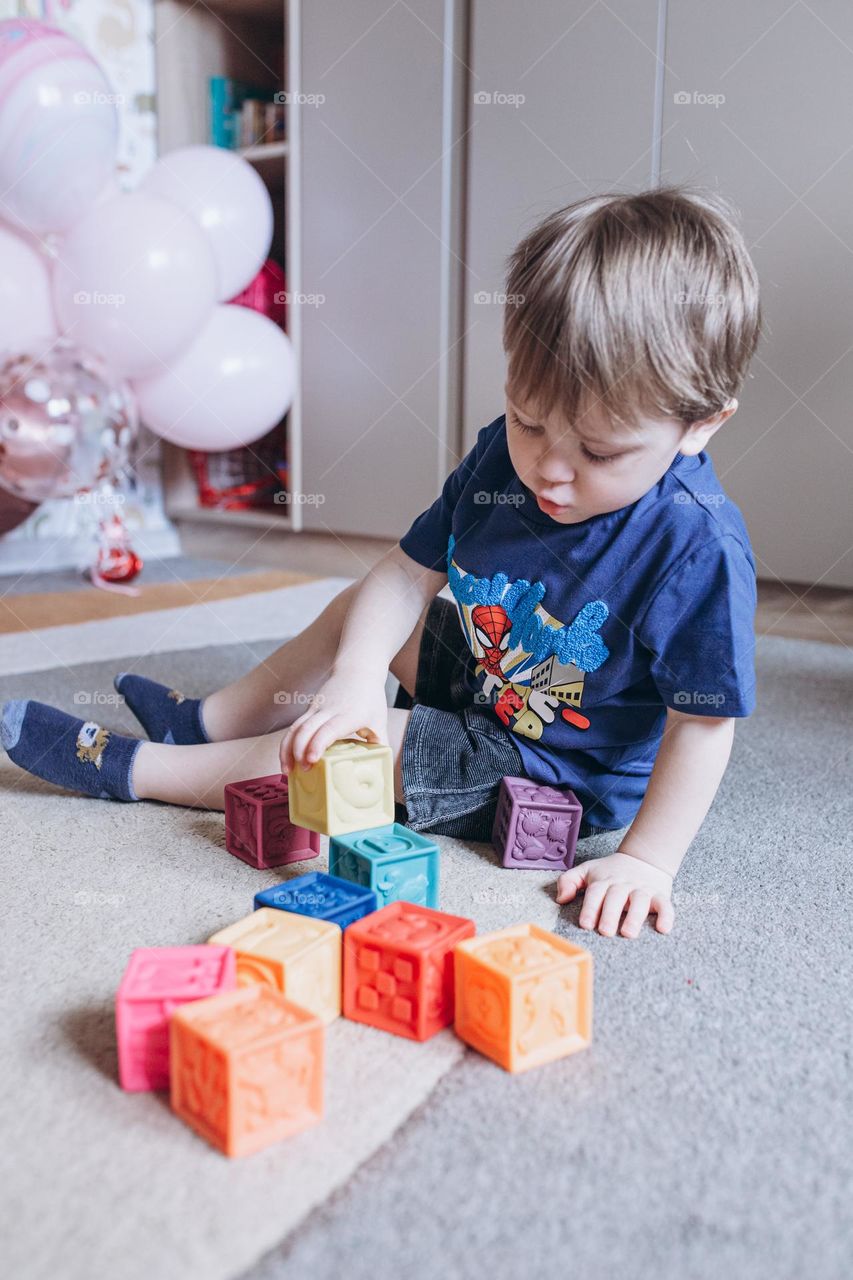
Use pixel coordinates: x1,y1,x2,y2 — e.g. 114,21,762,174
287,739,394,836
342,900,475,1041
170,984,324,1157
208,908,341,1024
454,924,592,1072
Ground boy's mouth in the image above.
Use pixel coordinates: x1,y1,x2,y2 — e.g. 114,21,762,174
535,493,571,516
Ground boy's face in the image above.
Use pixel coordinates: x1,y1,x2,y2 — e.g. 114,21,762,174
504,384,737,524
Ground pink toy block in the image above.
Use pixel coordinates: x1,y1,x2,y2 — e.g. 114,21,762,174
116,945,236,1091
491,776,583,870
224,774,320,869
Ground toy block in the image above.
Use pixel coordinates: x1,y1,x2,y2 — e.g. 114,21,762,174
254,871,377,930
491,776,583,870
287,739,394,836
116,945,236,1091
342,901,475,1041
329,822,439,909
209,908,341,1024
170,984,324,1157
454,924,592,1072
224,773,320,869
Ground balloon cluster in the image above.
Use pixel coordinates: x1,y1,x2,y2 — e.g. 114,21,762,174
0,17,296,580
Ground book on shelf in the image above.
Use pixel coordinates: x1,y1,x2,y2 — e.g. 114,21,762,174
209,77,286,150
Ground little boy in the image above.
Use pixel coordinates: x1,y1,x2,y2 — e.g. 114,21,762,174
1,185,761,940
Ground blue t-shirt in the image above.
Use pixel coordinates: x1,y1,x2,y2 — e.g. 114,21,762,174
399,415,757,831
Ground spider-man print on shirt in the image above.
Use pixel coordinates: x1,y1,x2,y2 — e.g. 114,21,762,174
446,534,610,742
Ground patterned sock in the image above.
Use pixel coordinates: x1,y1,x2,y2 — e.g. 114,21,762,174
1,699,142,801
113,672,210,745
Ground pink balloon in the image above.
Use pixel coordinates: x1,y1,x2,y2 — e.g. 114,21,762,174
0,19,119,235
140,146,274,302
52,192,218,378
133,305,295,451
0,225,57,352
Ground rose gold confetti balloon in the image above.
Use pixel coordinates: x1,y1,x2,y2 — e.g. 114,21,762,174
0,337,137,504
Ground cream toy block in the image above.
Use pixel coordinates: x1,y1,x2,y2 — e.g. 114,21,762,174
287,739,395,836
454,923,593,1073
209,907,341,1024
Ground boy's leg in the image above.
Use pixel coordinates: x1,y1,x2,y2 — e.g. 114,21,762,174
195,591,428,742
132,708,412,809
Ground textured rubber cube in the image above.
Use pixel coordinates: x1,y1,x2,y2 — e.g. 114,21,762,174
170,984,324,1157
491,776,583,870
454,924,592,1072
254,871,377,930
116,945,236,1091
225,773,320,869
209,908,341,1024
329,822,439,909
342,901,475,1040
287,739,394,836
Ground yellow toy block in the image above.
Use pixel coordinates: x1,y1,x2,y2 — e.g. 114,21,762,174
454,923,592,1072
287,739,395,836
209,908,341,1024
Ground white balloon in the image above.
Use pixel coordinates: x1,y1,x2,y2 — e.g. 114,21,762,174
52,192,218,378
133,305,295,451
0,224,57,351
140,146,274,301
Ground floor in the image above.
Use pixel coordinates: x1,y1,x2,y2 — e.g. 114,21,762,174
0,574,850,1280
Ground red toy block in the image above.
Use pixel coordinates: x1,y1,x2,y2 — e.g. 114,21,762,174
116,945,236,1091
342,901,475,1041
224,773,320,869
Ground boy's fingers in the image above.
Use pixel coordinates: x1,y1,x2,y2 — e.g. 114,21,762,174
304,716,349,764
651,895,675,933
290,714,330,768
555,867,587,903
598,884,631,937
620,890,652,938
578,878,610,931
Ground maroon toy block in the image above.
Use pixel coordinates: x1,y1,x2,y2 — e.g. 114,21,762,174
491,776,582,870
224,774,320,869
342,901,476,1041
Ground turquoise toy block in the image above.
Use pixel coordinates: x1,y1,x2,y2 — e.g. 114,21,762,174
254,871,377,930
329,823,439,909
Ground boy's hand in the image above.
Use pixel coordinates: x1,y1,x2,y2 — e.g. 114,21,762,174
279,670,389,773
556,851,675,938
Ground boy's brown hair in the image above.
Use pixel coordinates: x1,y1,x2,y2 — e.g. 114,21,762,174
502,186,761,430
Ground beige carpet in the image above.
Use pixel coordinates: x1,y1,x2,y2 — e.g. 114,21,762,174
1,584,850,1280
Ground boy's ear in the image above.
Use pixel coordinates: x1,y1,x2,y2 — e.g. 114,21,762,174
679,398,739,456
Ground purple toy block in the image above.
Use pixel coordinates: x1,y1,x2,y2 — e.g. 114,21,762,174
224,774,321,870
491,776,583,870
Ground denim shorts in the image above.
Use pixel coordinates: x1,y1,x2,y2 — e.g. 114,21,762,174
395,595,603,843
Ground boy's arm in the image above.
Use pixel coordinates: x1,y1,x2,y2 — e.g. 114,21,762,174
556,708,736,937
281,544,446,770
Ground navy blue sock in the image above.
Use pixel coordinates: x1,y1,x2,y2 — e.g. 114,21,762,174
1,699,142,801
114,672,210,745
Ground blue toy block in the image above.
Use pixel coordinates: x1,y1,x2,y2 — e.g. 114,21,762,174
254,871,377,930
329,823,439,909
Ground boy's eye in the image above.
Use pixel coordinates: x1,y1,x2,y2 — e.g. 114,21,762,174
580,443,618,465
509,410,542,436
509,408,619,463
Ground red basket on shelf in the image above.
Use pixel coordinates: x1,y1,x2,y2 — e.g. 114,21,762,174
187,258,290,510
